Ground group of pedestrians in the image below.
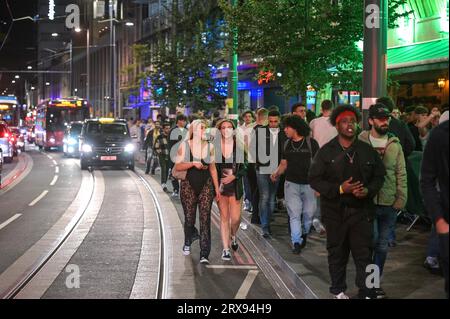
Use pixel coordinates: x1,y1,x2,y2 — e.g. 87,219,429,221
129,97,449,299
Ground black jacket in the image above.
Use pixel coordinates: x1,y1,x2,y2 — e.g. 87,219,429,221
308,137,386,219
250,126,287,172
144,129,158,150
420,121,449,224
215,143,248,200
408,123,423,152
389,118,416,158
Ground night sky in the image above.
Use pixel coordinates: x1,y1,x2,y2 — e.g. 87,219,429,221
0,0,38,95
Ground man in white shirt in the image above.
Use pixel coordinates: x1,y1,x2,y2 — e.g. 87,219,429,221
310,100,338,148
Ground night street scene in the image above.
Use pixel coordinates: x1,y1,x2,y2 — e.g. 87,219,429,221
0,0,448,307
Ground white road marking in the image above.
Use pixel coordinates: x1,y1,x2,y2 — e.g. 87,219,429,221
206,265,259,270
52,160,57,166
46,154,53,160
0,214,22,231
55,166,59,174
14,171,104,299
235,270,259,299
29,190,49,207
50,175,59,186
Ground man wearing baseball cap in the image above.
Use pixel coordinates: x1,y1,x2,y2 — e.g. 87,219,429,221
359,104,408,299
309,105,386,299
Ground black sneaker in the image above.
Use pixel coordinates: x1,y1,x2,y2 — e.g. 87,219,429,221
300,235,307,249
231,237,239,251
374,288,387,299
200,257,210,265
388,240,397,248
222,249,232,261
292,243,302,254
357,289,377,299
262,232,271,239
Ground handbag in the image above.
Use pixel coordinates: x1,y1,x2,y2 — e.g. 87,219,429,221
172,166,187,181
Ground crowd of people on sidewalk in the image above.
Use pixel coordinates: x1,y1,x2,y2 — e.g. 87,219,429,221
127,98,449,299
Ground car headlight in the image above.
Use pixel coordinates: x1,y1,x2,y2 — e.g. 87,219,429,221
82,144,93,153
124,144,135,153
68,138,78,145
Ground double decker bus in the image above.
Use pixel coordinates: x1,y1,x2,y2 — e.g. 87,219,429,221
35,97,92,150
0,95,20,127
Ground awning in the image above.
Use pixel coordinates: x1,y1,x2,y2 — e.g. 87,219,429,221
388,38,449,70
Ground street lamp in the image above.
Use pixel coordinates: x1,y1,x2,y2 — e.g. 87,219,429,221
27,66,32,70
438,78,446,91
51,33,58,37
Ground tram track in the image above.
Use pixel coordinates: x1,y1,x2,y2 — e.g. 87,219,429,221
132,170,169,299
1,167,170,299
0,170,96,299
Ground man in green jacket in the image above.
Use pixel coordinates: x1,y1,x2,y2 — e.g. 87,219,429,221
359,104,408,299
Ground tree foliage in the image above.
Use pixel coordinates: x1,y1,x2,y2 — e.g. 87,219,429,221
220,0,411,97
129,0,226,113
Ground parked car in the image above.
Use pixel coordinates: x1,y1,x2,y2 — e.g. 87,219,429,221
0,122,14,163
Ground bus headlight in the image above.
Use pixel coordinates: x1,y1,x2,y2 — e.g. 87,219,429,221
82,144,93,153
124,144,135,153
49,137,56,144
68,138,78,145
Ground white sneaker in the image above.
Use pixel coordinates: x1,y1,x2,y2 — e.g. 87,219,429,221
240,222,248,230
182,245,191,256
334,292,350,299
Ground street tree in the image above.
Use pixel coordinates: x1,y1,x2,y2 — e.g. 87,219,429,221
219,0,411,98
125,0,226,114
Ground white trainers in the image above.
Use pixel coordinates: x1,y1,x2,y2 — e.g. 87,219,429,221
182,245,191,256
334,292,350,299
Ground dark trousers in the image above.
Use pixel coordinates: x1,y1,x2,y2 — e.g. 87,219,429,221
159,155,169,185
145,149,159,174
180,179,214,259
439,232,449,298
168,160,179,193
247,164,259,221
323,208,374,295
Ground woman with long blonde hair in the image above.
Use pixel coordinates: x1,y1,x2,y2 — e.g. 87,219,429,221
215,119,248,261
174,119,220,265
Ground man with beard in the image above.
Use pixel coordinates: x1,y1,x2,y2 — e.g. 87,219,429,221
359,104,407,299
309,105,386,299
